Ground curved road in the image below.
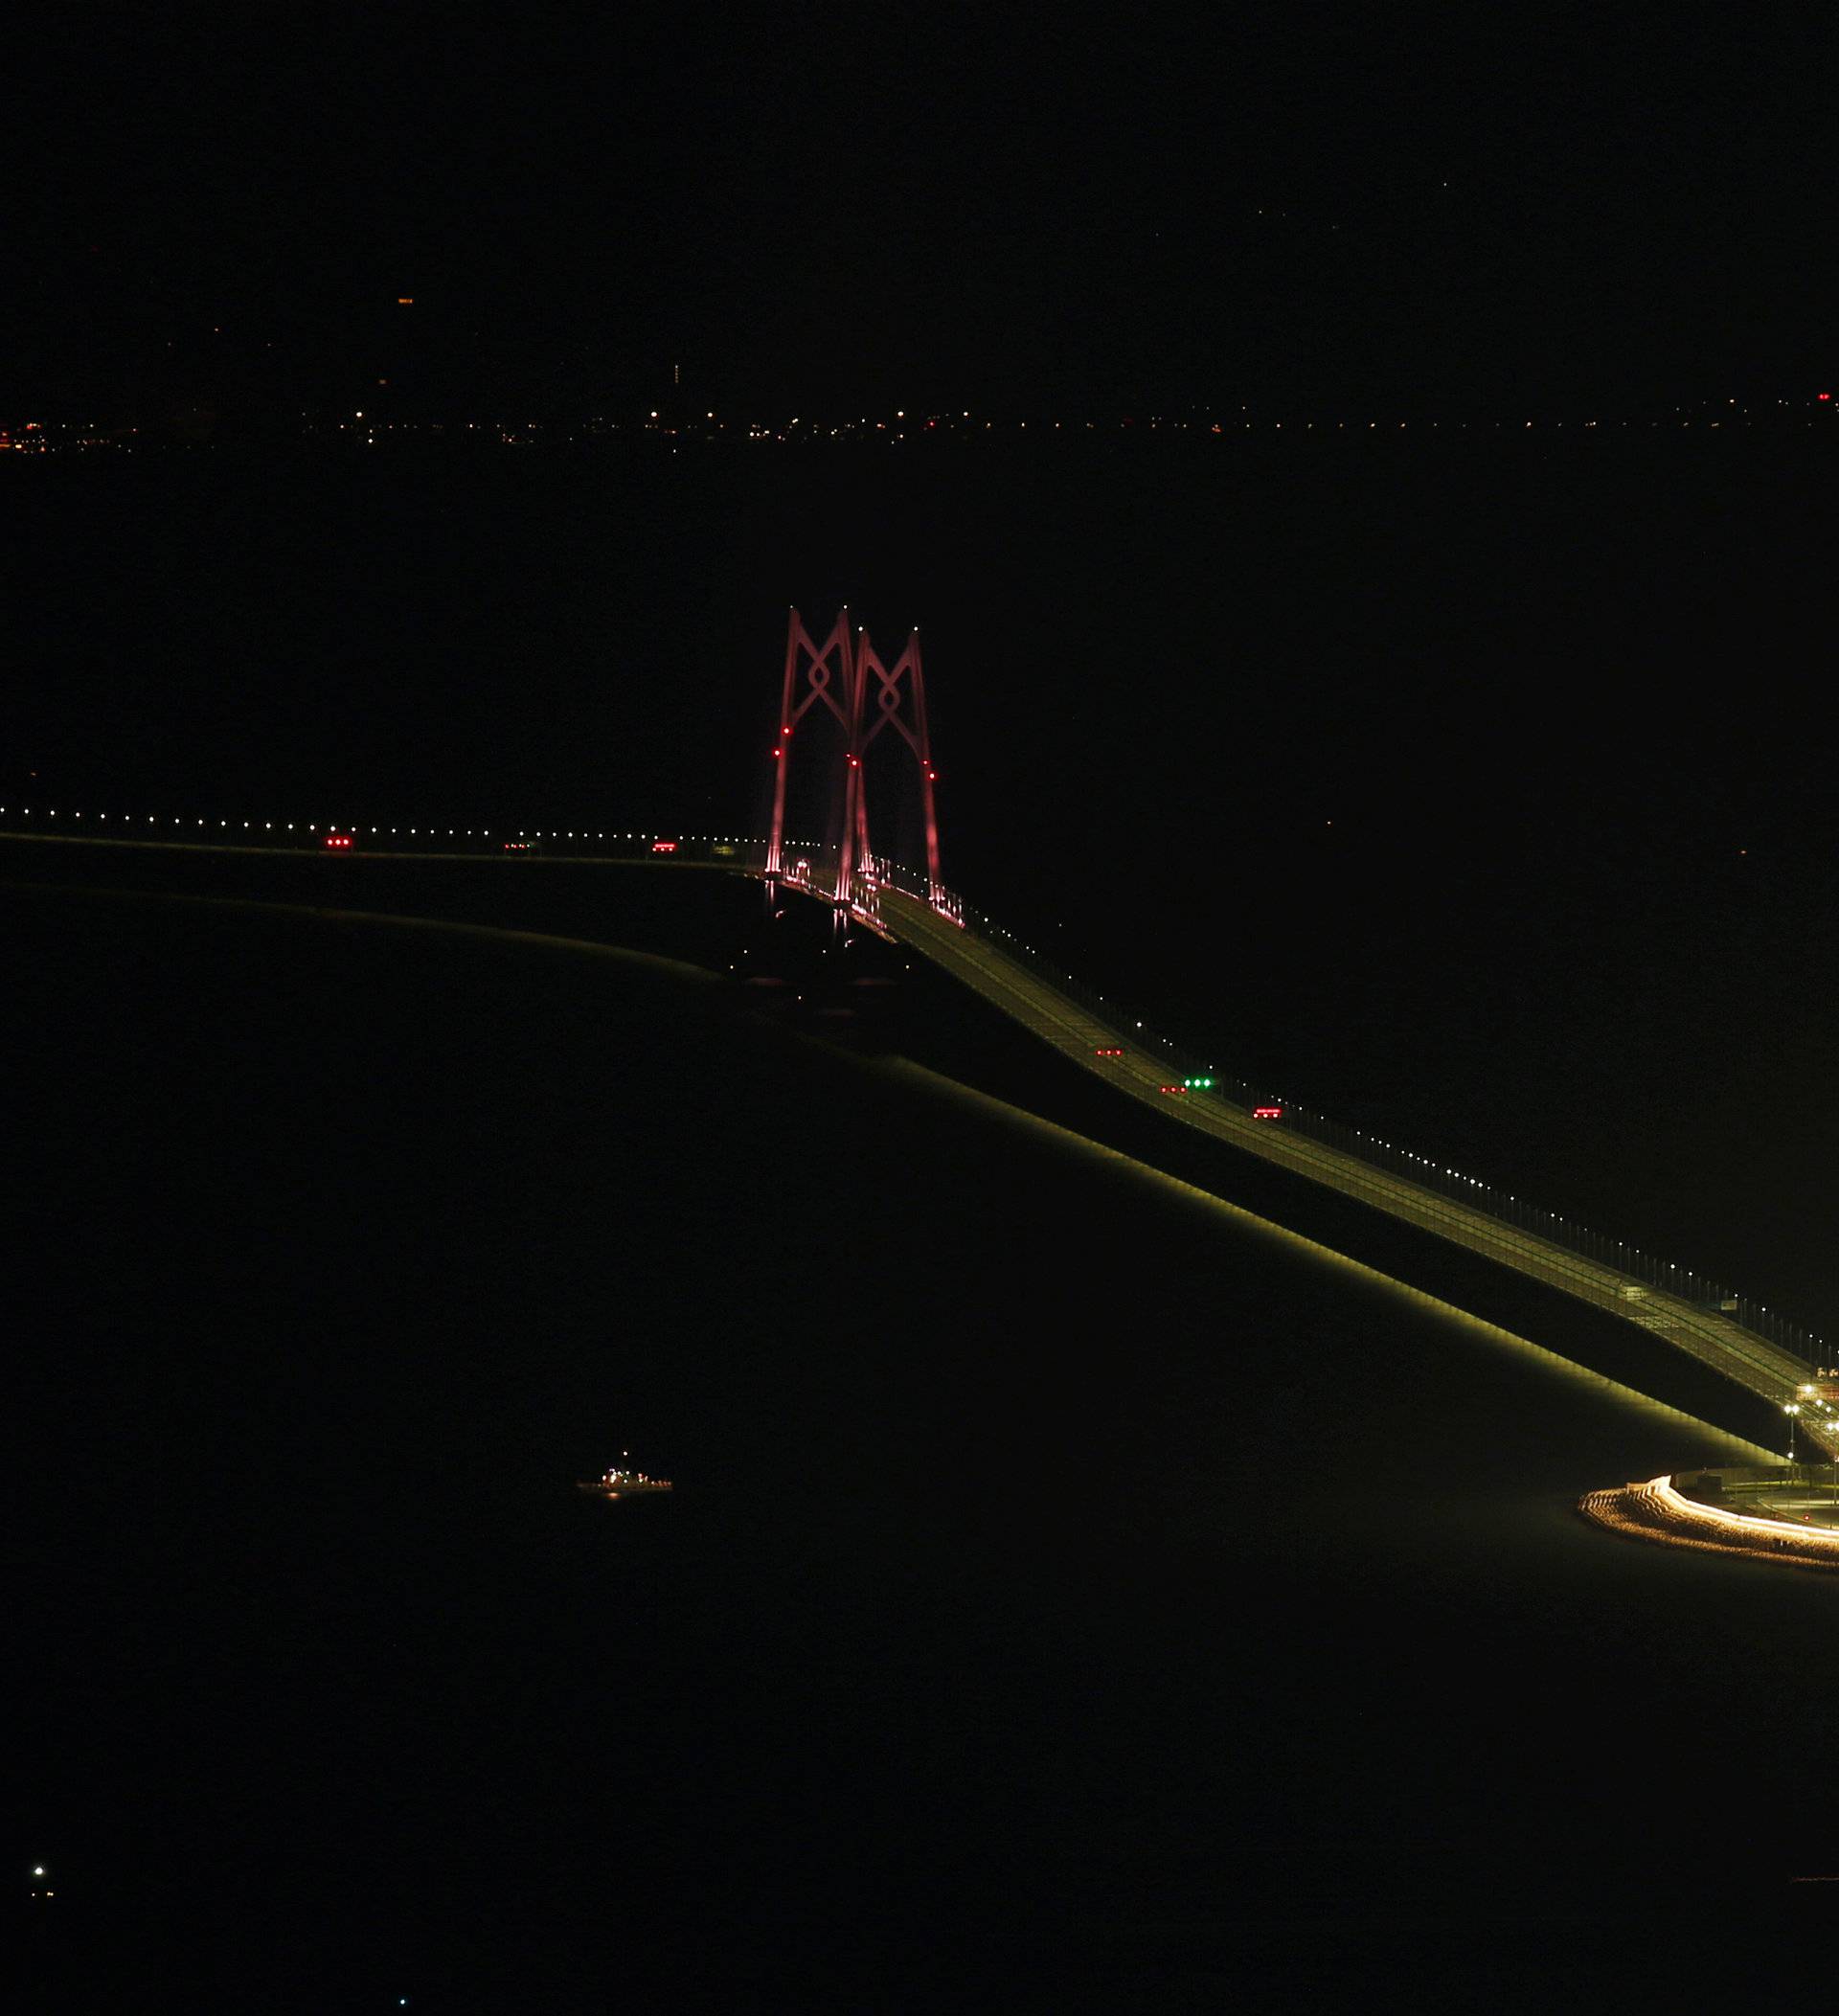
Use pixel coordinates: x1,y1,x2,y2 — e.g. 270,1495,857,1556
3,820,1828,1454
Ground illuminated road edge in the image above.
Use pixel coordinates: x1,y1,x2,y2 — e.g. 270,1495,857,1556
1579,1477,1839,1574
862,883,1837,1456
5,819,1832,1458
8,846,1815,1568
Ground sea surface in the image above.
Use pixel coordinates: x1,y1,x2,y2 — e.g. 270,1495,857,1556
6,436,1836,2005
9,880,1833,2010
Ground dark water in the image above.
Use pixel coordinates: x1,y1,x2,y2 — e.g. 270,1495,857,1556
10,884,1833,2009
6,439,1837,2004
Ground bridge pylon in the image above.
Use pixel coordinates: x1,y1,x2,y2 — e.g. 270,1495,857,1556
766,609,946,917
845,626,942,907
765,607,856,888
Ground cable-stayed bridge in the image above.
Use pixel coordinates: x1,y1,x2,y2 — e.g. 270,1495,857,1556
4,606,1835,1460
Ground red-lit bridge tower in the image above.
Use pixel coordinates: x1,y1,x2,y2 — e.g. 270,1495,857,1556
764,607,854,885
765,607,946,915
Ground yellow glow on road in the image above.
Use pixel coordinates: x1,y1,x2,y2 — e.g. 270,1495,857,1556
1582,1477,1839,1573
8,835,1801,1545
1648,1475,1839,1550
881,1057,1779,1464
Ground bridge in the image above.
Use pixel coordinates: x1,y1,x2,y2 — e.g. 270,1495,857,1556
761,607,1838,1460
4,605,1835,1461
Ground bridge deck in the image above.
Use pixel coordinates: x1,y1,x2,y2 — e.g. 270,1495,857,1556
873,883,1820,1445
2,821,1821,1450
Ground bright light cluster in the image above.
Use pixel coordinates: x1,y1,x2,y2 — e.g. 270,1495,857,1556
1582,1477,1839,1572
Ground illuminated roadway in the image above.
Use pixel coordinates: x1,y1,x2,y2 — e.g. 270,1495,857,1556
2,816,1829,1457
860,881,1828,1452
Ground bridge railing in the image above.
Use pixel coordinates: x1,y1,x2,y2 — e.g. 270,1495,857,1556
869,860,1825,1376
1262,1104,1821,1366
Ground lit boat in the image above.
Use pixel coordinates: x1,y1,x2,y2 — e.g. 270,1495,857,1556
578,1453,673,1501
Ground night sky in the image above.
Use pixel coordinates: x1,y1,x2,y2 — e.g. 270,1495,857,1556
9,4,1834,419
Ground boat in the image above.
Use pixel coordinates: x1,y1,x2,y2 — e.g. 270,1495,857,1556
578,1452,673,1501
